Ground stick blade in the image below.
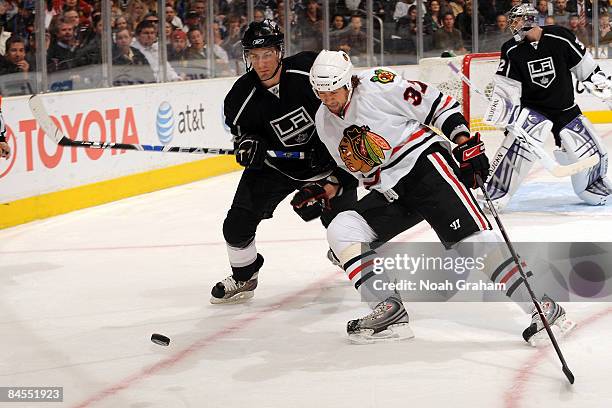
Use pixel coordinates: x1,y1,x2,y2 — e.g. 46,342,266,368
28,94,65,144
550,155,599,177
562,365,575,384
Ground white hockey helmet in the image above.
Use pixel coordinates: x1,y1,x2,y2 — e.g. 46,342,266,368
309,50,353,93
508,3,539,41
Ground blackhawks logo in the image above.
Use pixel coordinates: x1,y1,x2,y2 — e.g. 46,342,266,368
370,69,396,84
339,125,391,173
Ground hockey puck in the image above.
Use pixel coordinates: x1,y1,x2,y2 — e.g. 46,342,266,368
151,333,170,346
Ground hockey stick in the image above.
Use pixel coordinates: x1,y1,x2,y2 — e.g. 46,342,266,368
448,63,599,177
476,174,575,384
28,94,306,159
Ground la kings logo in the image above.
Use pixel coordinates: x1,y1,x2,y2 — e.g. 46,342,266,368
528,57,556,88
270,106,315,146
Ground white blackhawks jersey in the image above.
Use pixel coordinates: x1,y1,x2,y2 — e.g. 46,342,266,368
316,67,465,194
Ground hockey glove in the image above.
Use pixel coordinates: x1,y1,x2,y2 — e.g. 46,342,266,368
452,132,489,189
583,71,612,102
291,182,335,222
235,135,267,169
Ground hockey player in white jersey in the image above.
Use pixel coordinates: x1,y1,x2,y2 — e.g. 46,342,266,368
485,3,612,209
297,50,575,344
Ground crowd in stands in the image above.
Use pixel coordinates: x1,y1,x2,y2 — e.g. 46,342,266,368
0,0,611,94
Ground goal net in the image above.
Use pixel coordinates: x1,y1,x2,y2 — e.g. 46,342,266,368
418,53,502,134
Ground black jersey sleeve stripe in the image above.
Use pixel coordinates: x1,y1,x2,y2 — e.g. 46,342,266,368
424,92,443,125
232,87,257,126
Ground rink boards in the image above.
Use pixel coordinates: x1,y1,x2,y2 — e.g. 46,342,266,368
1,60,611,229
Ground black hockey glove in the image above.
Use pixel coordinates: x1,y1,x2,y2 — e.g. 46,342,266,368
452,133,489,189
290,182,334,222
235,135,267,169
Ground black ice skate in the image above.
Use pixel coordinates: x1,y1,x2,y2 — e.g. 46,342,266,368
347,296,414,344
522,295,576,347
210,273,258,304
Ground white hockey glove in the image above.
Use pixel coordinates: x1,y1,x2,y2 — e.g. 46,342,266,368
583,71,612,101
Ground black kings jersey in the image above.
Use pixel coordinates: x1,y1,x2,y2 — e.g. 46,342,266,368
496,25,591,113
224,51,334,181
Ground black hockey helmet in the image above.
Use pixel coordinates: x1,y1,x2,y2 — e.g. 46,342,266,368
241,19,284,50
241,19,284,79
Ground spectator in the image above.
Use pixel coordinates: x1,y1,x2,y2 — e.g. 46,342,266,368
62,8,80,30
165,4,183,30
536,0,550,26
112,27,155,85
221,15,244,65
182,10,202,31
131,20,180,81
483,13,511,51
295,0,323,51
26,30,50,70
396,5,419,38
143,12,161,36
510,0,521,7
5,1,34,43
0,36,29,75
330,14,347,50
568,13,590,45
47,18,77,72
114,15,133,36
455,0,485,43
599,13,612,44
544,15,556,25
554,0,572,26
433,12,466,53
424,0,444,34
75,13,103,66
168,28,188,61
126,0,149,26
340,14,367,61
185,27,209,78
191,0,206,18
253,7,266,22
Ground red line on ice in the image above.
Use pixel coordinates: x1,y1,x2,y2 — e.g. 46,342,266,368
504,306,612,408
72,223,432,407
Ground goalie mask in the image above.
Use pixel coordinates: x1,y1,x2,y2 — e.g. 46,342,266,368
508,3,539,42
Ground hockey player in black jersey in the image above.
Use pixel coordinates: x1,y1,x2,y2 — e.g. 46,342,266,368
0,100,10,160
485,3,612,209
210,20,357,304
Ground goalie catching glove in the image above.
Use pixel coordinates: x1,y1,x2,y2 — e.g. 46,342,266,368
583,71,612,101
452,133,490,189
290,179,338,221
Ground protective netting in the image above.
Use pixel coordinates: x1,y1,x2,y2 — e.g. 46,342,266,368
418,53,502,133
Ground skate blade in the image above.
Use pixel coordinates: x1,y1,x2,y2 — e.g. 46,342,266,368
528,316,577,347
209,291,254,305
348,323,415,345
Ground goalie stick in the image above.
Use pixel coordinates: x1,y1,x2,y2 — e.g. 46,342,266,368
476,174,575,384
28,94,306,159
448,62,599,178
